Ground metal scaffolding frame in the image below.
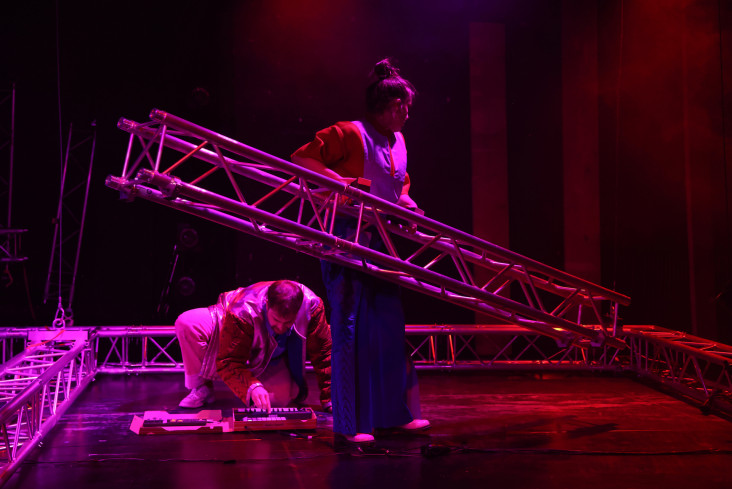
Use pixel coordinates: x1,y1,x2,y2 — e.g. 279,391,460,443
624,325,732,415
1,322,731,485
0,329,96,486
87,324,622,374
105,110,631,350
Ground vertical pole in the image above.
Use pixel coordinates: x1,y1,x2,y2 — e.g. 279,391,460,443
67,125,96,310
6,84,15,228
43,124,73,312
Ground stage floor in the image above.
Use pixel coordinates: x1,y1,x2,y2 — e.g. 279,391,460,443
5,370,732,489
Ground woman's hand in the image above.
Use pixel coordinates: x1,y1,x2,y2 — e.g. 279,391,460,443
397,193,418,210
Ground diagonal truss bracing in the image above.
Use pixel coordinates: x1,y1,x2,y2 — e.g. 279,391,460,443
1,322,731,486
0,330,96,485
105,109,631,349
624,325,732,414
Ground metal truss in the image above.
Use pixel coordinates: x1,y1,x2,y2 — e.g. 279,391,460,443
0,331,26,366
406,324,623,370
105,110,631,349
43,123,96,327
0,230,25,266
624,325,732,416
0,329,96,486
90,325,622,374
3,325,623,376
1,323,731,485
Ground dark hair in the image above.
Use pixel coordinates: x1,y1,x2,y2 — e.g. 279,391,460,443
267,280,304,317
366,58,417,114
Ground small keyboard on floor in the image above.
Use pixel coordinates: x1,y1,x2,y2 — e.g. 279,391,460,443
231,407,316,431
142,418,209,427
130,409,226,435
130,407,318,434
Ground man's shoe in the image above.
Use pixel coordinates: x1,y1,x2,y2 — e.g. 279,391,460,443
178,383,215,408
398,419,431,431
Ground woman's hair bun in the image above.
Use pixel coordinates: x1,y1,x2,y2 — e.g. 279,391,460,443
365,57,416,114
372,58,400,80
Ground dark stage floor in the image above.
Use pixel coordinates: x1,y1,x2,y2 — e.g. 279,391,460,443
5,371,732,489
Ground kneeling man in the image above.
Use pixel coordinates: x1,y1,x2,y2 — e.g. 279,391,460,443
175,280,332,412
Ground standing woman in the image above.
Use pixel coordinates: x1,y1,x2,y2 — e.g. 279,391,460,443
291,58,429,443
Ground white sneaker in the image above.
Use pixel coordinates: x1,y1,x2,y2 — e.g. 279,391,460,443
398,419,431,431
178,383,215,408
342,433,375,443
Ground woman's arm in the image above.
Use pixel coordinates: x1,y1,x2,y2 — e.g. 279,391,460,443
291,154,348,184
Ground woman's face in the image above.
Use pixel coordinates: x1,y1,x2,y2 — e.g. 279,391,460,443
383,97,412,132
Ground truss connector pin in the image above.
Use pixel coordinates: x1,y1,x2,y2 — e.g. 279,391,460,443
555,334,574,349
590,328,607,348
159,177,182,200
117,117,136,131
105,175,137,202
700,389,723,416
149,108,166,121
333,237,354,252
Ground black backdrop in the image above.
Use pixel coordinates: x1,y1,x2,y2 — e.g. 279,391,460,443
3,1,731,344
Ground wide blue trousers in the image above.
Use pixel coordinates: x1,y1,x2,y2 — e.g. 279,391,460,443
322,219,418,435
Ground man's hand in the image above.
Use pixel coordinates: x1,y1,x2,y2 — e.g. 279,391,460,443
250,385,272,413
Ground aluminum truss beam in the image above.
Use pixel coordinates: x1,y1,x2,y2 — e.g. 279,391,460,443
0,331,26,366
2,325,728,398
624,325,732,416
1,323,731,486
1,325,623,374
89,325,622,373
0,329,96,485
105,110,631,349
2,325,728,397
406,324,623,370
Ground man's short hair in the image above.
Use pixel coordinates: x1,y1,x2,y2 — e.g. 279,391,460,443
267,280,304,317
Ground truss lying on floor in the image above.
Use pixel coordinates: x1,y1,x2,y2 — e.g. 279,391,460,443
0,329,96,486
105,109,630,349
1,322,731,485
624,325,732,415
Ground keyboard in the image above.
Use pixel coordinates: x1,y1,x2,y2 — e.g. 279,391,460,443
231,407,316,431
